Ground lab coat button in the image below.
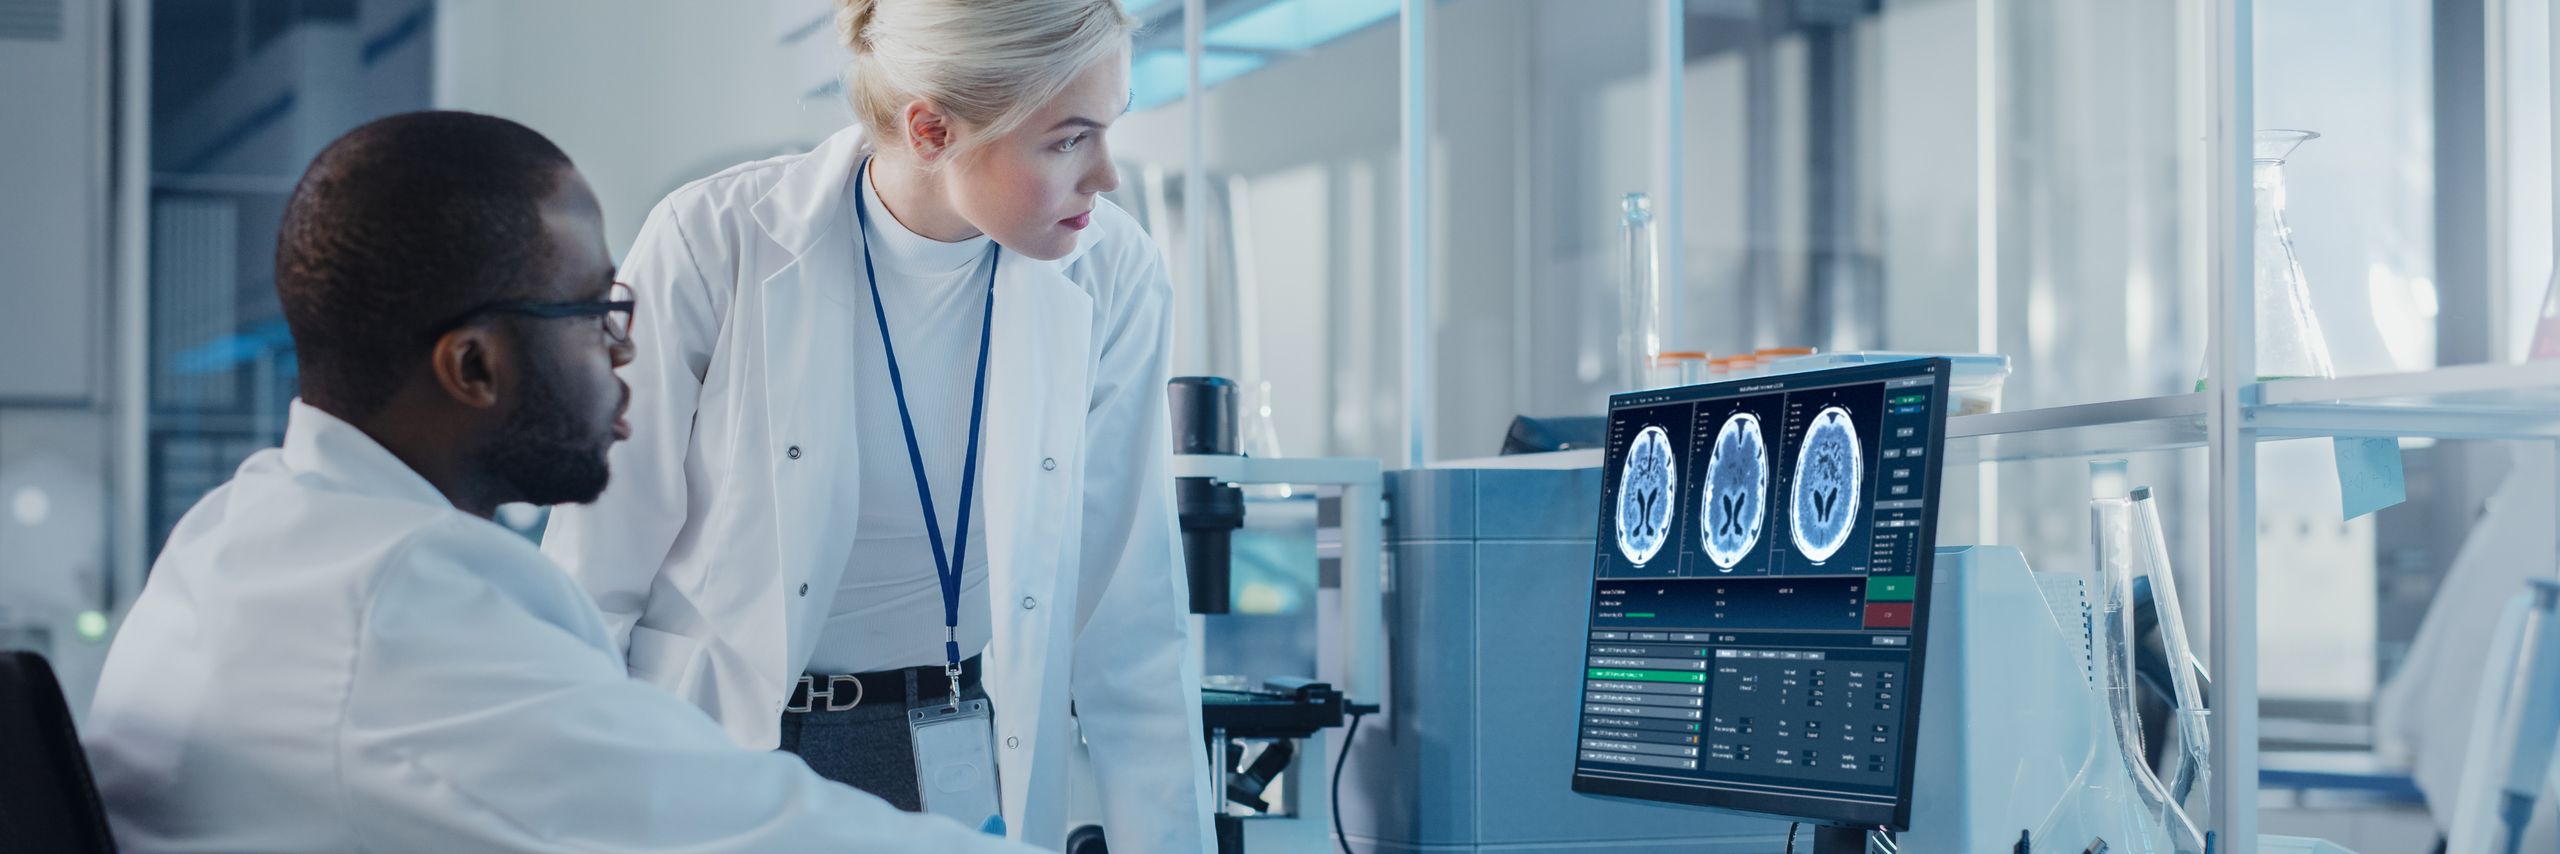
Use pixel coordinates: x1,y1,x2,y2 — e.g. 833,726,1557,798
798,583,809,596
1005,736,1020,749
1041,457,1057,471
786,445,802,460
1021,596,1037,610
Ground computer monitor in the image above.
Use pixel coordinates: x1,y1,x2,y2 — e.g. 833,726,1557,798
1570,358,1952,832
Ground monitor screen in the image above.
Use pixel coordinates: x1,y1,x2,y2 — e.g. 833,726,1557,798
1569,358,1952,831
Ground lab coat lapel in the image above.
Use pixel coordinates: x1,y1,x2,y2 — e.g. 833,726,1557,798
981,243,1093,827
748,128,871,678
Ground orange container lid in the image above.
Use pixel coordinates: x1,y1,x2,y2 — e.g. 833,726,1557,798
1755,347,1816,357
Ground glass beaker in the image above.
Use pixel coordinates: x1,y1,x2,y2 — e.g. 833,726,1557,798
1619,193,1663,391
2197,130,2335,391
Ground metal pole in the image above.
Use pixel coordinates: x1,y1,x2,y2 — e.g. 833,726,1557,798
1975,0,2002,546
1183,0,1209,376
2206,0,2260,849
1656,0,1685,355
113,0,154,611
1400,0,1431,468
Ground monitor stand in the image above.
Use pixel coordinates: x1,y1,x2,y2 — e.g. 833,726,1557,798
1808,825,1867,853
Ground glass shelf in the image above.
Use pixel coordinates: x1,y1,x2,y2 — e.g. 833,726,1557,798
1947,393,2208,464
1942,362,2560,465
2252,362,2560,441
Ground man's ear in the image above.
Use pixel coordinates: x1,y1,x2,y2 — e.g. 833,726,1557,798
903,99,954,162
428,326,507,411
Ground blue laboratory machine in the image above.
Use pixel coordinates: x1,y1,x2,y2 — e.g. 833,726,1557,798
1342,359,2357,853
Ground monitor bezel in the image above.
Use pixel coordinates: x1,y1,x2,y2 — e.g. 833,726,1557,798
1568,357,1954,832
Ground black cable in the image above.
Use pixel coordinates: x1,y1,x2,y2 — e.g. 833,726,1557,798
1332,712,1365,854
1786,822,1799,853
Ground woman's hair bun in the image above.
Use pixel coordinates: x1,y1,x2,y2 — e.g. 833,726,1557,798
835,0,879,53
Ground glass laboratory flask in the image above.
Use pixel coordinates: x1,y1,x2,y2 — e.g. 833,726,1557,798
2133,487,2212,830
2197,130,2335,391
1619,193,1664,391
1238,379,1292,499
2090,464,2208,854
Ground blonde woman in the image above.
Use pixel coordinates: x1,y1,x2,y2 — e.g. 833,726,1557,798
540,0,1213,849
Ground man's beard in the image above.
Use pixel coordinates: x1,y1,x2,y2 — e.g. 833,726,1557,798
479,352,613,506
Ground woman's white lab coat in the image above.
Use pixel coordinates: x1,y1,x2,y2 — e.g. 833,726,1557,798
539,126,1215,853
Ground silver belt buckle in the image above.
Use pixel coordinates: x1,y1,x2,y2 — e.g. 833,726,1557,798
788,674,865,713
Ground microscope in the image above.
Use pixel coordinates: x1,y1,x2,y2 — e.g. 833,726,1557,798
1061,378,1382,854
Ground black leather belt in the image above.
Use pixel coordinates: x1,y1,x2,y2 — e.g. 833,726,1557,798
788,655,984,714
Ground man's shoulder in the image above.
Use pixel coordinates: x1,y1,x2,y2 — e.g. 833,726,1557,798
173,462,568,609
365,513,612,644
160,457,453,576
380,513,585,599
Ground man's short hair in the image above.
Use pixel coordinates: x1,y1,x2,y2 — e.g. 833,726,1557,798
275,111,575,416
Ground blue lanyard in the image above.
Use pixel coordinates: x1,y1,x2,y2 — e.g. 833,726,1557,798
854,157,996,706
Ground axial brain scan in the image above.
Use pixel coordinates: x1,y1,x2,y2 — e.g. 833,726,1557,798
1615,425,1677,566
1790,406,1862,563
1701,412,1768,570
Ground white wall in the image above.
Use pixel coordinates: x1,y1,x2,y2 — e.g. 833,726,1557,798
434,0,854,256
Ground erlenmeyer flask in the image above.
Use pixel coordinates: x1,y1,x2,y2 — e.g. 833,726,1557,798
2198,130,2336,391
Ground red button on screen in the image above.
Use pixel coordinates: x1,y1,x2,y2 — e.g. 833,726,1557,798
1863,603,1913,629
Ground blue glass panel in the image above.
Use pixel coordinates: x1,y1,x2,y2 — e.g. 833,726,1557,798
1204,0,1397,52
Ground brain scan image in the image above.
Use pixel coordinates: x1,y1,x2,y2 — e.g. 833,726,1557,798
1700,412,1768,570
1614,425,1678,567
1790,406,1862,564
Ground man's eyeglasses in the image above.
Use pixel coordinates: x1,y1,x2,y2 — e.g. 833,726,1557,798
436,283,635,345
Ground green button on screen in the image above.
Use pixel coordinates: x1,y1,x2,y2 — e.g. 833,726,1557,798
1865,576,1915,602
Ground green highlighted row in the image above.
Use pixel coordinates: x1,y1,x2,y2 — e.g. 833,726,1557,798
1588,668,1706,684
1865,576,1915,602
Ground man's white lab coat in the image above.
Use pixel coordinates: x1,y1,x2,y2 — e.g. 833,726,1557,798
538,126,1215,852
81,401,1035,853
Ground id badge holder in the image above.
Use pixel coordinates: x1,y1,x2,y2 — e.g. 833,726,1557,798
909,699,1003,830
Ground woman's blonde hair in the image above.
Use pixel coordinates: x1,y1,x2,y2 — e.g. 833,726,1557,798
839,0,1136,162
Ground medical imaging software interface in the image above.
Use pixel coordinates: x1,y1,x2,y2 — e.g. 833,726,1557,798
1571,359,1950,830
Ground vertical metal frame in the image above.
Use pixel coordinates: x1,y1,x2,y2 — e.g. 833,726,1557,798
1184,0,1209,376
114,0,153,609
1400,0,1431,467
1657,0,1685,354
2205,0,2260,848
1975,0,2004,546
